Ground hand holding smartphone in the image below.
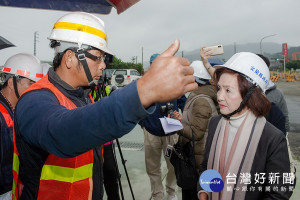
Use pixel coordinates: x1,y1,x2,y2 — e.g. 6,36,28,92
203,45,224,56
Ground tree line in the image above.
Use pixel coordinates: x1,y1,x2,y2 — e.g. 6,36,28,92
286,60,300,71
106,56,143,74
42,56,144,74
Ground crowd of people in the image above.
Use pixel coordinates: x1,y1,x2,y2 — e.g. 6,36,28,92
0,11,294,200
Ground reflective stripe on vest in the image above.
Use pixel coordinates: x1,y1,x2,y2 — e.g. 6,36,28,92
12,148,21,200
13,75,94,200
40,163,93,183
0,103,13,127
12,114,21,199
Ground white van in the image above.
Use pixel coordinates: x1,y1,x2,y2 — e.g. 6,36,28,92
111,69,142,87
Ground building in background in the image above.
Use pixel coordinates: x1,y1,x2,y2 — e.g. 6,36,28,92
292,52,300,61
282,43,289,62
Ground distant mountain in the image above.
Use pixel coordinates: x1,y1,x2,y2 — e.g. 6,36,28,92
183,42,300,62
142,43,300,70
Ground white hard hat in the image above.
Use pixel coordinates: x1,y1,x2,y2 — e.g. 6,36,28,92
191,60,211,80
216,52,270,92
48,12,112,55
0,53,43,82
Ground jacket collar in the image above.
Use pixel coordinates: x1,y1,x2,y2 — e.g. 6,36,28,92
48,67,86,102
192,85,218,104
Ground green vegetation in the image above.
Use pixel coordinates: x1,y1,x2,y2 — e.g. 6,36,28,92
42,56,144,74
108,57,143,74
286,60,300,70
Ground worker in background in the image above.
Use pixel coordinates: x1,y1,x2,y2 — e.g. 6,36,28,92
173,61,218,200
90,76,121,200
256,54,289,132
0,53,43,200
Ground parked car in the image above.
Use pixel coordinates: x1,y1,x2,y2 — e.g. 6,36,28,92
111,69,142,87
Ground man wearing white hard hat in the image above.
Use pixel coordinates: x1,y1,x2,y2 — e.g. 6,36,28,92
0,53,43,200
12,12,197,199
173,61,218,200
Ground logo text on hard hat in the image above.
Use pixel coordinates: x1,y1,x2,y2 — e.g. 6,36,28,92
250,66,268,85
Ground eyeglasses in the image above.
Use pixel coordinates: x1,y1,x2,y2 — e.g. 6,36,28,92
84,51,106,63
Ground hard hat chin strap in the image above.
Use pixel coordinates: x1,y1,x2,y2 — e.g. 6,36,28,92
75,48,96,87
221,85,256,119
13,76,20,99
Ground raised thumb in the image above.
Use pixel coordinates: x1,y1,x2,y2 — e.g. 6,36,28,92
160,39,180,57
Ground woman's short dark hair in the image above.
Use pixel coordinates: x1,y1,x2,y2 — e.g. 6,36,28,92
214,67,271,117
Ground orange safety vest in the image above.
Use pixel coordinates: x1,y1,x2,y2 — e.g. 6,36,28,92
0,103,13,127
12,75,94,200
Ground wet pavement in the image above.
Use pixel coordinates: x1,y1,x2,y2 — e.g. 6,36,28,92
108,79,300,200
111,125,181,200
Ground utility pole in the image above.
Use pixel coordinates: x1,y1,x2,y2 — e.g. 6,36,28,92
283,56,286,74
182,51,184,57
34,31,39,56
276,57,286,73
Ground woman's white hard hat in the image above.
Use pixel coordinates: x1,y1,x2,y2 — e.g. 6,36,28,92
215,52,270,92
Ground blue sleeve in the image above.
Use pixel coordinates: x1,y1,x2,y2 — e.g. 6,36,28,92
16,82,155,158
177,94,187,112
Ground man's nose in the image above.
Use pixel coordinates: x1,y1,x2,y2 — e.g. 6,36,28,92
99,62,106,70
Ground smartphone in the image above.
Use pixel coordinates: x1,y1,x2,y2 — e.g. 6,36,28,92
165,145,173,158
203,45,224,56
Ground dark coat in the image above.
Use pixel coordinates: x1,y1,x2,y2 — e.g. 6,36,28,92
265,102,286,135
266,84,289,131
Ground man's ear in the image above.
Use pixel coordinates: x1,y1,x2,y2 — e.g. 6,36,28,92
7,77,14,90
64,50,74,69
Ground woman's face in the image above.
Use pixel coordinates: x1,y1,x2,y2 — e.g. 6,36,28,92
217,73,245,117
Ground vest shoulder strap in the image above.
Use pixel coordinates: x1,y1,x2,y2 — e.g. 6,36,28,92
23,75,76,109
0,102,13,127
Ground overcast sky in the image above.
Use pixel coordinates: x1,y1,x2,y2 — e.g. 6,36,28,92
0,0,299,67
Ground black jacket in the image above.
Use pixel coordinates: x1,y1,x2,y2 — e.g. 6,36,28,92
0,94,14,195
265,102,286,135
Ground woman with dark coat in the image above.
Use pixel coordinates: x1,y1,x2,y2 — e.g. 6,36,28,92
198,52,294,200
